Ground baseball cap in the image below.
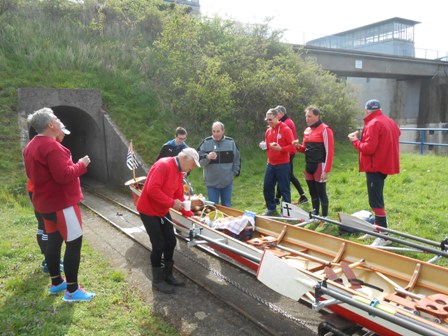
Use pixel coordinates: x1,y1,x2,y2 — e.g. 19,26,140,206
60,122,71,135
275,105,287,114
365,99,381,111
182,148,200,167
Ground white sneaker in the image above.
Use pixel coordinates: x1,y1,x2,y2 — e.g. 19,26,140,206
358,233,374,240
370,237,392,247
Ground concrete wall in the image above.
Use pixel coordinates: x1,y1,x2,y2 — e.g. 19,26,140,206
18,88,147,187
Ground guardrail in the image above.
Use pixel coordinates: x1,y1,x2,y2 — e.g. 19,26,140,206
400,128,448,154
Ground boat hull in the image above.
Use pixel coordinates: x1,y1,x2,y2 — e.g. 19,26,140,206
168,205,448,336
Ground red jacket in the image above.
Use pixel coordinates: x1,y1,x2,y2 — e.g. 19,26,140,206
265,121,296,165
351,110,400,174
137,157,189,217
24,136,87,213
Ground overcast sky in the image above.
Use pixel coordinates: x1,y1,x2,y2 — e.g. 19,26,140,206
199,0,448,59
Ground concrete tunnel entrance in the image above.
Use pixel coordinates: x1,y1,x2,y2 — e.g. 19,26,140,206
18,88,147,187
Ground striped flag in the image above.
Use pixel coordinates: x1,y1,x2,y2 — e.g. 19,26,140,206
126,142,138,170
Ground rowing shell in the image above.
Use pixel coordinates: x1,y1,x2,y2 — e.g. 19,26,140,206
167,204,448,336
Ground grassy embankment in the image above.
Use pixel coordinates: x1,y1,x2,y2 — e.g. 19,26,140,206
1,2,447,334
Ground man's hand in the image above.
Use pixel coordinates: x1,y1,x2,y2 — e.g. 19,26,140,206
348,130,359,142
79,155,91,167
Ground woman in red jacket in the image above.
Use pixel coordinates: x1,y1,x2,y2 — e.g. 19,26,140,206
294,105,334,220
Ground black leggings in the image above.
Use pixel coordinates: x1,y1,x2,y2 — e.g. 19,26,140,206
46,231,82,284
140,212,177,267
306,180,329,217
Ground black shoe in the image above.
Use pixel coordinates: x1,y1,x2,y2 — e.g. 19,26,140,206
298,195,309,204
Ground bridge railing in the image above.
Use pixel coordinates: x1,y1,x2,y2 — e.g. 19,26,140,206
399,128,448,155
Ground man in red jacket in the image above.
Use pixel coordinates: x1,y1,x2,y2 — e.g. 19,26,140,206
24,107,95,302
137,148,200,294
260,108,296,216
348,99,401,247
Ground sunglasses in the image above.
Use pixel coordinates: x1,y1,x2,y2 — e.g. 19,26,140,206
265,118,274,121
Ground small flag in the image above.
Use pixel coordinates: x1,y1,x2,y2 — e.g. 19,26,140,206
126,142,138,170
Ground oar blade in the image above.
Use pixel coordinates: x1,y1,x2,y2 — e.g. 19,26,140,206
257,250,314,300
338,212,374,233
281,202,310,221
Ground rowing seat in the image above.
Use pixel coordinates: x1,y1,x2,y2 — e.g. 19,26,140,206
324,266,344,285
416,294,448,319
384,294,417,310
247,236,277,246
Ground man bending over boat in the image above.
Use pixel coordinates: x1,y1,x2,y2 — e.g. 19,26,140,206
348,99,401,247
137,148,200,294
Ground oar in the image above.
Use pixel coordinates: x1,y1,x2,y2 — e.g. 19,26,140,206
338,212,443,248
312,214,448,259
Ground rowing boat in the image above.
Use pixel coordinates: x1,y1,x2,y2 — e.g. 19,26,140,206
168,203,448,336
126,179,448,335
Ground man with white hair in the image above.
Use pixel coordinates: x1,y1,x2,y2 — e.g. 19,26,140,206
137,148,200,294
24,107,95,302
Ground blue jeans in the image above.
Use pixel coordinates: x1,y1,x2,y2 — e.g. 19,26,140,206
264,163,290,211
207,182,233,207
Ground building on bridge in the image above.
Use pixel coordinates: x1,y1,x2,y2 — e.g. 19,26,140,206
306,17,419,58
303,18,448,153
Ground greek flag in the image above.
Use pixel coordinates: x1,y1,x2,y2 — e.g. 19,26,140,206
126,142,138,170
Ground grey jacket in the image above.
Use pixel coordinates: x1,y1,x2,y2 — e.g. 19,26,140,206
197,136,241,188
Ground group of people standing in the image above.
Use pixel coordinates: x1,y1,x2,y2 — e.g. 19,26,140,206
261,105,334,219
23,98,400,298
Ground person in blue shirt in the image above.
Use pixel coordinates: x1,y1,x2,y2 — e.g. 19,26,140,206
156,127,188,161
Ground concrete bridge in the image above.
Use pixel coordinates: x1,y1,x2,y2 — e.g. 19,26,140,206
297,46,448,153
300,46,448,79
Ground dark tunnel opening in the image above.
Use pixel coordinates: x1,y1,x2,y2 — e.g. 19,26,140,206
27,106,108,183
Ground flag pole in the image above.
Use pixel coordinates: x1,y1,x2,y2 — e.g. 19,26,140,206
130,140,137,181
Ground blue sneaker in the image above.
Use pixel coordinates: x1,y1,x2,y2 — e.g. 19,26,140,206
63,286,96,302
49,281,67,295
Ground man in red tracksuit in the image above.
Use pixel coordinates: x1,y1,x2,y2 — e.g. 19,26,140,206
260,108,296,216
137,148,200,294
348,99,401,247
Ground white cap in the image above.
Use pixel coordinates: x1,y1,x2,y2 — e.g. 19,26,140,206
182,148,200,167
59,122,71,135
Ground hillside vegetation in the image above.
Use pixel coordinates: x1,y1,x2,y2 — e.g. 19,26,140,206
0,1,447,334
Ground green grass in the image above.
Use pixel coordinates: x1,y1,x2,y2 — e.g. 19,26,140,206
0,206,177,336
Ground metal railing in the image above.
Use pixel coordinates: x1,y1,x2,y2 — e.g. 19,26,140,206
399,128,448,154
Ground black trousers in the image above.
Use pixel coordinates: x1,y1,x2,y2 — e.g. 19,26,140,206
140,212,177,267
